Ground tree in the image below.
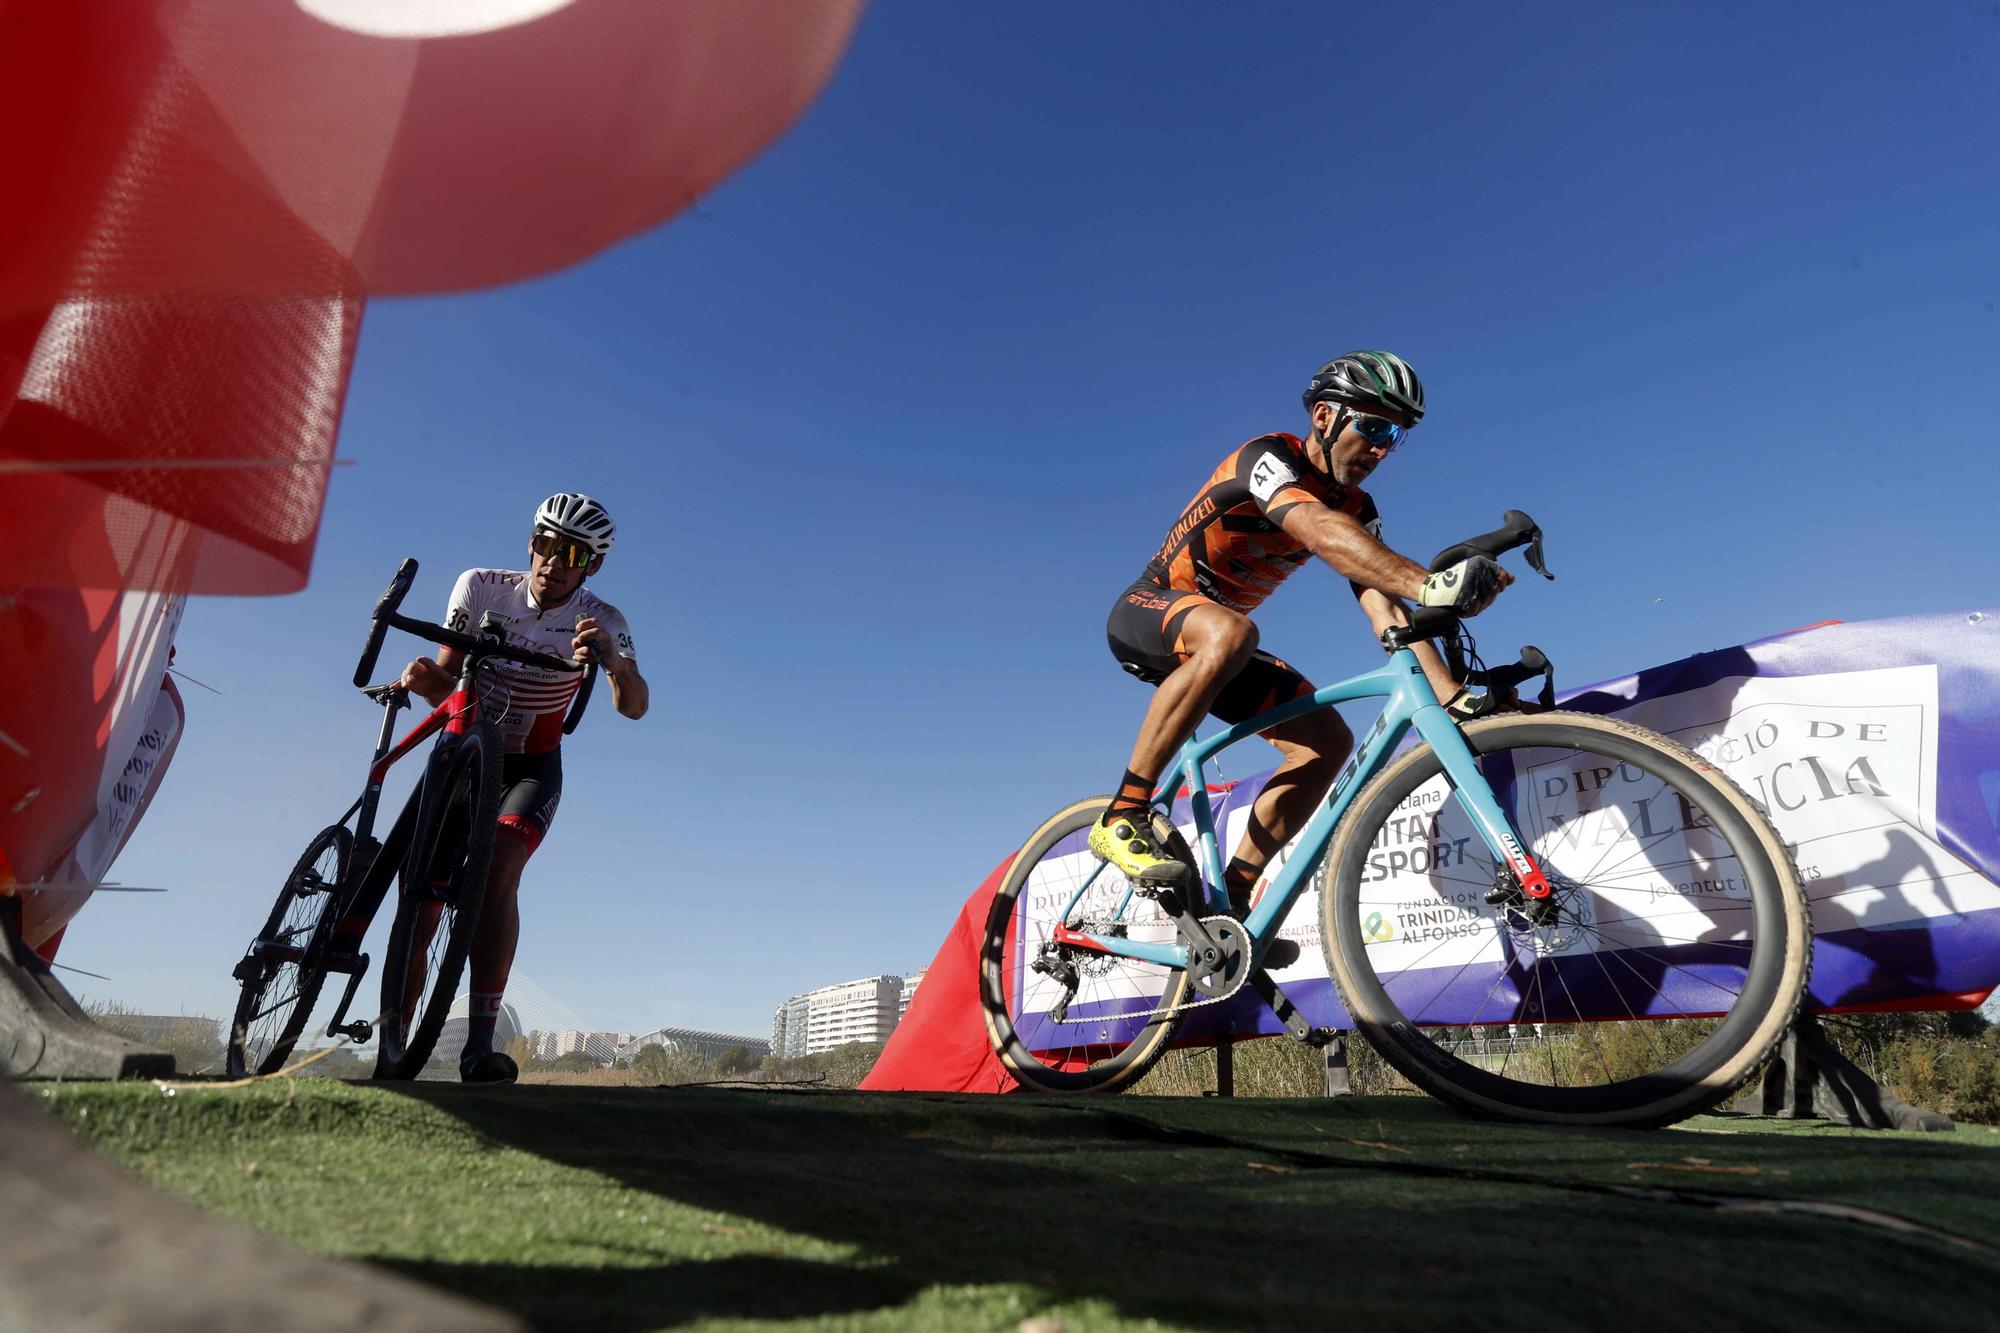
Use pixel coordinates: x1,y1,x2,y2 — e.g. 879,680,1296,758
715,1044,757,1076
630,1042,673,1082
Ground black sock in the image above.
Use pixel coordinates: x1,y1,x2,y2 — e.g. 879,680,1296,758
1223,857,1259,917
1103,769,1156,824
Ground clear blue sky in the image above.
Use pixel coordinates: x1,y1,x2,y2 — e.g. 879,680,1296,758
82,3,2000,1039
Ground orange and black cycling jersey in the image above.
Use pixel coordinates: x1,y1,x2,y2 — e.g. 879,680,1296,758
1141,432,1379,614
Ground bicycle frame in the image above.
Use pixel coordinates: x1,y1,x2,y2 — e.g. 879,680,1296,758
1056,646,1547,970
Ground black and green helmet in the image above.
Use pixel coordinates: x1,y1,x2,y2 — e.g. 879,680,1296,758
1303,350,1425,423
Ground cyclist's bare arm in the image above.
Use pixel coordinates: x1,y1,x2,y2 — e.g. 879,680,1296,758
573,617,649,720
1277,501,1429,601
1278,500,1488,702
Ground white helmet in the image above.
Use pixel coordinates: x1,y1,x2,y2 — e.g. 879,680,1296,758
533,492,616,557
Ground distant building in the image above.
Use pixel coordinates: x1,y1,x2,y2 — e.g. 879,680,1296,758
773,974,903,1056
773,994,811,1059
521,1027,628,1065
615,1027,770,1065
898,969,927,1021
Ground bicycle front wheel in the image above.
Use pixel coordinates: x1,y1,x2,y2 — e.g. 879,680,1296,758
227,824,353,1078
374,719,500,1080
981,796,1196,1093
1323,710,1811,1127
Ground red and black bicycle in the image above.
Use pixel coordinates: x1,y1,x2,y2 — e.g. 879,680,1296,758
225,559,594,1080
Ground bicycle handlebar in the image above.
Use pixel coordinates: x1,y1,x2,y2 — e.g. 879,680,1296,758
350,559,594,731
1383,510,1556,651
379,609,586,676
1425,509,1552,578
353,558,420,687
563,656,597,735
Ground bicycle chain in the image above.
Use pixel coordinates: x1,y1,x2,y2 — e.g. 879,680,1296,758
1046,914,1248,1025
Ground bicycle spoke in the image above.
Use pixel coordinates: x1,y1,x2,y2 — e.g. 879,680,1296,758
1330,715,1807,1124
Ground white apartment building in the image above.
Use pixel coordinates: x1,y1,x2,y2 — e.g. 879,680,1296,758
772,994,811,1059
772,974,903,1056
898,968,927,1021
524,1028,632,1064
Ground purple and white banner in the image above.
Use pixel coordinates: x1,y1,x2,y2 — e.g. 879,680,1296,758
1009,610,2000,1045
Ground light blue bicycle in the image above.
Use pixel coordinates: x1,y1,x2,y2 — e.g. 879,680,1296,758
981,513,1811,1127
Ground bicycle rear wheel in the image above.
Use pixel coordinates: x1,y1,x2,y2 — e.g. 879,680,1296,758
373,718,500,1080
981,796,1196,1092
1323,710,1811,1127
227,824,353,1078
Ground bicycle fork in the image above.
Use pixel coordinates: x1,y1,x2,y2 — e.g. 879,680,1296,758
1409,704,1560,923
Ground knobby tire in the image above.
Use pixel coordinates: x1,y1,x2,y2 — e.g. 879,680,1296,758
226,824,354,1078
1323,710,1811,1127
981,796,1197,1093
373,712,501,1080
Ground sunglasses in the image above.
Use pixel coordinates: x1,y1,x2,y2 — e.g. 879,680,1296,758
1344,409,1410,452
531,530,595,570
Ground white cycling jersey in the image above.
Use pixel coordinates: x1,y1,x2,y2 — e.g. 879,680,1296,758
441,569,636,754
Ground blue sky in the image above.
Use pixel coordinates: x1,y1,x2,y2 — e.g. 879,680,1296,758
82,3,2000,1039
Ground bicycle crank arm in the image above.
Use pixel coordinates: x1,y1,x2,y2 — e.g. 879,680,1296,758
1144,886,1251,999
1248,970,1338,1047
323,952,371,1042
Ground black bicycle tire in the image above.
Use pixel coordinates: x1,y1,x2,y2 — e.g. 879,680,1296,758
373,714,501,1080
226,823,354,1078
980,795,1198,1093
1323,710,1811,1128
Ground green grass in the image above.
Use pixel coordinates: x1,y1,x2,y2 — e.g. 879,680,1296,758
32,1080,2000,1331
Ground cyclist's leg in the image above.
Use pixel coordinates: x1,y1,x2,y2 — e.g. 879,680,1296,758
460,749,559,1078
325,793,420,965
1211,660,1350,915
1099,583,1256,881
398,900,444,1042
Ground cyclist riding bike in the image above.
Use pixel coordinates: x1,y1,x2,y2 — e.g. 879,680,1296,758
391,492,650,1082
1095,350,1512,923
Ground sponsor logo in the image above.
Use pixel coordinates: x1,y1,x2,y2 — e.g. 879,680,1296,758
1362,911,1394,942
1156,495,1218,560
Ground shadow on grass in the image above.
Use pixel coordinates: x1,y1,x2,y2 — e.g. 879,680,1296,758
375,1253,923,1331
372,1084,2000,1332
367,1084,1289,1330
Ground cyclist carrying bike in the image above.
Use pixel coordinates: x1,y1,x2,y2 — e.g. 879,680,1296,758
392,492,650,1082
1094,351,1510,916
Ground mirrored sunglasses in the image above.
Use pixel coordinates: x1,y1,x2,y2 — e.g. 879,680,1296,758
1346,411,1409,452
531,530,594,569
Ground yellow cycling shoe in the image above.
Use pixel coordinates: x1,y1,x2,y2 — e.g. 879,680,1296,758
1088,808,1192,890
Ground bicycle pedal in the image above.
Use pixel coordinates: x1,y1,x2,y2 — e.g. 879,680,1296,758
329,1020,374,1043
324,945,367,975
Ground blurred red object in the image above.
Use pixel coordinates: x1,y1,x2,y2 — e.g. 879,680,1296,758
0,0,863,888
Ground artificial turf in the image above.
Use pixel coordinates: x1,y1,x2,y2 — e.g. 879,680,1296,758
31,1080,2000,1331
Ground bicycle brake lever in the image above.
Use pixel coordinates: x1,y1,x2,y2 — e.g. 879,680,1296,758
1523,527,1554,581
